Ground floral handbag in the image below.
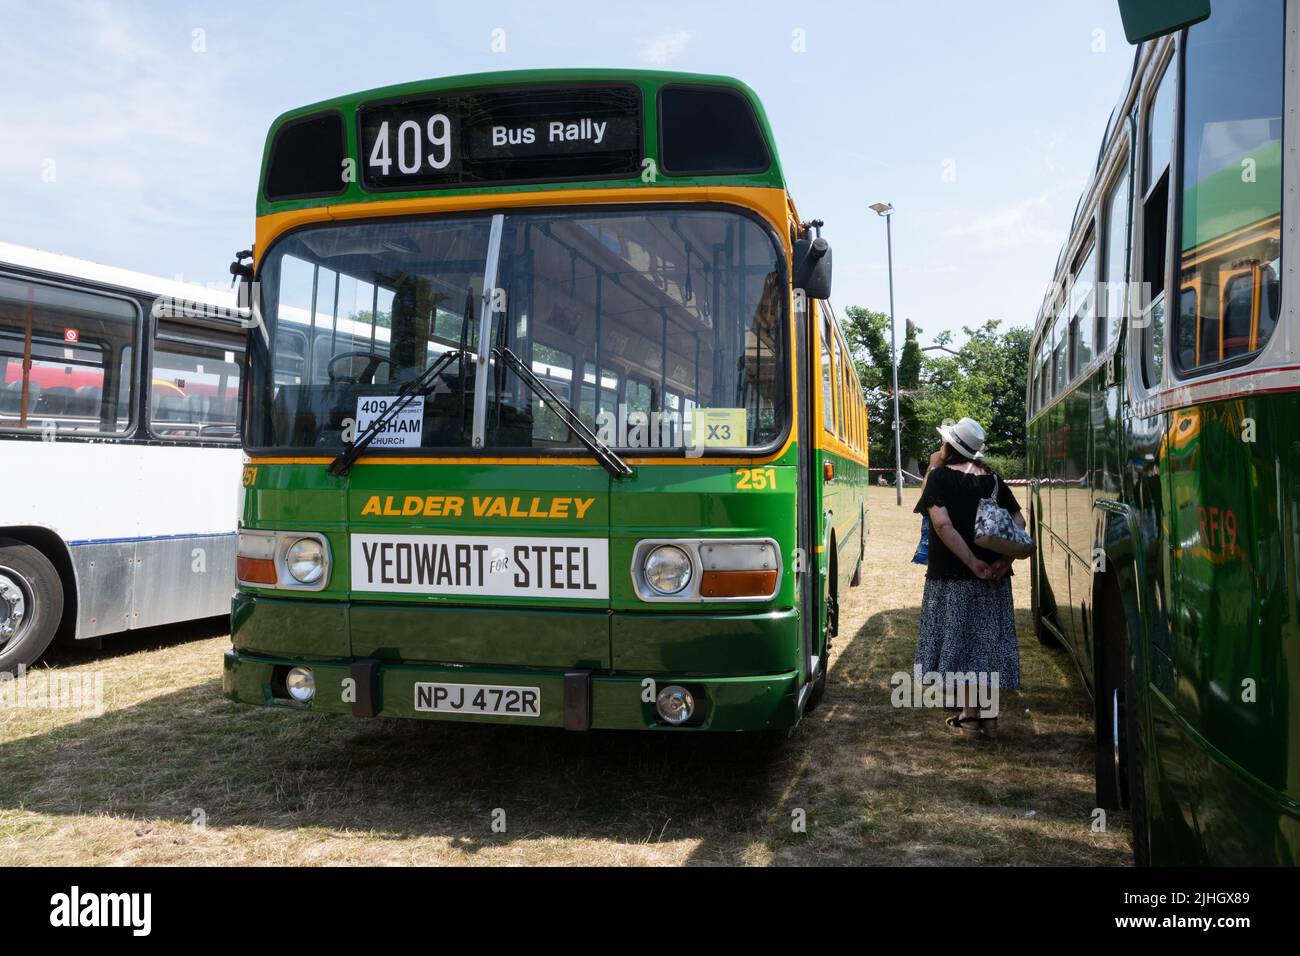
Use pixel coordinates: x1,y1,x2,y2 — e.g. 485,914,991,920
973,475,1034,559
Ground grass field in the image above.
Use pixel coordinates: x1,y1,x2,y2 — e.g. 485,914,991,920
0,487,1132,865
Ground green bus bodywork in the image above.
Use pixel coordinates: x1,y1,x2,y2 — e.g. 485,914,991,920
1028,7,1298,865
254,69,787,219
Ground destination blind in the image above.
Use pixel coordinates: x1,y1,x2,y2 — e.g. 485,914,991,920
358,85,642,189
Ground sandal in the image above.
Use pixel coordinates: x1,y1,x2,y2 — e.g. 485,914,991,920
944,714,984,736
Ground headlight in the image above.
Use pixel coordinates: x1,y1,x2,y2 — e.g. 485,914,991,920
285,666,315,703
285,538,325,584
656,685,695,725
644,545,692,594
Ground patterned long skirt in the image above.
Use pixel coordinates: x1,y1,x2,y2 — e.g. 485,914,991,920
914,577,1020,691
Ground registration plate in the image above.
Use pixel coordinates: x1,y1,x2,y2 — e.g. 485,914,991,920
414,681,541,717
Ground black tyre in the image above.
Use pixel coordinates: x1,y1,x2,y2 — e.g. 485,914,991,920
0,539,64,674
1094,584,1130,811
1123,622,1152,866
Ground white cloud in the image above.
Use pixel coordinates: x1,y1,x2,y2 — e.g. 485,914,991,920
641,30,691,65
942,191,1064,248
80,0,138,61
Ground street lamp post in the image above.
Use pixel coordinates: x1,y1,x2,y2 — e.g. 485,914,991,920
870,201,902,506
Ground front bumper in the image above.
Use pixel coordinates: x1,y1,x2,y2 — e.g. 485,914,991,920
223,649,801,731
225,591,803,730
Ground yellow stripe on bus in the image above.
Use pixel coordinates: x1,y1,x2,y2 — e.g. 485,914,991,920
254,185,792,268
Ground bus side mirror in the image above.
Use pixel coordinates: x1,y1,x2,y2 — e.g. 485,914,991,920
1117,0,1210,44
793,237,832,301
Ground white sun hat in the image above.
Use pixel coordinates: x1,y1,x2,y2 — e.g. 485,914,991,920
936,417,986,460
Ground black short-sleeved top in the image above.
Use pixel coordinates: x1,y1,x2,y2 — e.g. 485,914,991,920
914,466,1022,580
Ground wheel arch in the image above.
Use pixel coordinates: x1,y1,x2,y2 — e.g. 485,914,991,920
0,525,78,642
1091,500,1157,854
1090,501,1151,691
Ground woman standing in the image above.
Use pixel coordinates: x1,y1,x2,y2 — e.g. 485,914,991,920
913,417,1026,736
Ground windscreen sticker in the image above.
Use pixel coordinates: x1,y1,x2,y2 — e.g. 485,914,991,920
355,396,424,448
351,533,609,598
693,407,748,447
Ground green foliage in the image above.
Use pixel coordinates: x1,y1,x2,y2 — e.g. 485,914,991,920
841,309,1030,473
980,453,1027,480
841,306,896,461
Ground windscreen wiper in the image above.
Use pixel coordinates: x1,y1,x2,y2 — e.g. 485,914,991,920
328,348,463,478
492,346,633,479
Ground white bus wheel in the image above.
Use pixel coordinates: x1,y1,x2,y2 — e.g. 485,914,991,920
0,539,64,674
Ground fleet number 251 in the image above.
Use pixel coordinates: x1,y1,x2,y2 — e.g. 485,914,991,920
736,467,777,490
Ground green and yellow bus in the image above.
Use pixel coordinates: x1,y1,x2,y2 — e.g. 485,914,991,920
223,70,868,733
1027,0,1298,863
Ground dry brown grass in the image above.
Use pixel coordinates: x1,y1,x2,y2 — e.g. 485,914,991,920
0,487,1131,866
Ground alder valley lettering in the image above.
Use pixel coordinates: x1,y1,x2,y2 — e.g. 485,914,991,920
351,533,609,598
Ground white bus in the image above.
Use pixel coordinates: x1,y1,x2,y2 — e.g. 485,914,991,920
0,242,246,672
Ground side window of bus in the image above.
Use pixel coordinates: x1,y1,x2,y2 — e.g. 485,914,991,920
836,332,849,441
1051,309,1068,395
1069,239,1097,375
844,355,856,448
1100,167,1130,352
1174,0,1283,373
1140,61,1176,389
1030,342,1041,414
0,275,138,436
1032,340,1044,410
578,363,619,429
530,343,575,443
149,321,244,442
276,254,393,387
821,315,836,435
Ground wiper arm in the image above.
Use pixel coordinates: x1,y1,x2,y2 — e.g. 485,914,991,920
492,346,632,479
328,348,463,478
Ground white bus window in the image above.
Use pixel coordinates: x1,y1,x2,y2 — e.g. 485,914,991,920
0,275,138,435
149,323,243,442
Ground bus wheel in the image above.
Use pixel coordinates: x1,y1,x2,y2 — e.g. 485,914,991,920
1121,607,1152,866
0,539,64,674
1094,577,1131,806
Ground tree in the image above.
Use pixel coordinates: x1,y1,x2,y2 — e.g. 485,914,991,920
895,319,922,473
841,308,1031,477
841,306,897,467
955,320,1030,459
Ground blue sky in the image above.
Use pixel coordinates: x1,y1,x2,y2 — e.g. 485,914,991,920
0,0,1129,346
